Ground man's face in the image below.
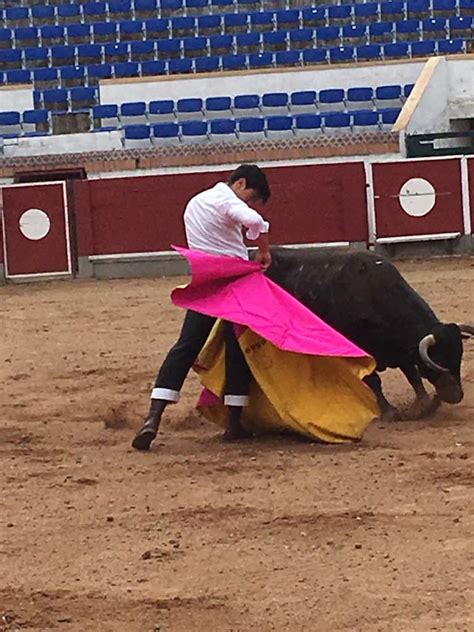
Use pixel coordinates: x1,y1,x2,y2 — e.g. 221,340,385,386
231,178,262,206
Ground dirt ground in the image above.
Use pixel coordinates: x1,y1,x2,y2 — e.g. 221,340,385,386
0,256,473,632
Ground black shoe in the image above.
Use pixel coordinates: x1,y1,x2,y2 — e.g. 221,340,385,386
132,418,158,451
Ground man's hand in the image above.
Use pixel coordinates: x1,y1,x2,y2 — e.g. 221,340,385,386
255,249,272,271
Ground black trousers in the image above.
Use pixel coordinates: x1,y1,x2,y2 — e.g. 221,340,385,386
153,310,252,405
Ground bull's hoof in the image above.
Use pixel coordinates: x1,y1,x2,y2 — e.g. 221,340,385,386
222,427,253,442
409,395,441,420
380,406,401,422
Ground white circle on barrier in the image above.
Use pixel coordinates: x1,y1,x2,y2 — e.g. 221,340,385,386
398,178,436,217
19,208,51,241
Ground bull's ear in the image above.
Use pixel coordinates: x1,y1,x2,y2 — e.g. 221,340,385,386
460,324,474,340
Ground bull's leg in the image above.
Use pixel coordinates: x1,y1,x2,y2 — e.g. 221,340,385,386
363,372,400,421
400,364,440,419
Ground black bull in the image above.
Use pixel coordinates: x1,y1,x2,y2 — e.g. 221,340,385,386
265,248,473,419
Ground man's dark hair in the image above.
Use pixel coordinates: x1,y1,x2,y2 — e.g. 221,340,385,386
228,164,271,203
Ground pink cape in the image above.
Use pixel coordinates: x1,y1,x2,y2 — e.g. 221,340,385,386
171,247,370,359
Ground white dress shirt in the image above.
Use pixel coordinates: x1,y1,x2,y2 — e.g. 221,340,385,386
184,182,269,260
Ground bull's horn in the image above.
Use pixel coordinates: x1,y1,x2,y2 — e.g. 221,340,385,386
419,334,449,373
459,324,474,337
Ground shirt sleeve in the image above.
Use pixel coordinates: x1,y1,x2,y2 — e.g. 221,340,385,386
224,196,270,241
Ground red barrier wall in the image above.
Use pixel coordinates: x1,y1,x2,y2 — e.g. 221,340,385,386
468,157,474,233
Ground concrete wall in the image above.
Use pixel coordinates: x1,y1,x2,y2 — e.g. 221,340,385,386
447,57,474,120
0,85,33,113
100,60,424,106
1,129,123,157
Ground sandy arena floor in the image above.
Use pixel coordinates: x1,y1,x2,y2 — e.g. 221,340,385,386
0,256,473,632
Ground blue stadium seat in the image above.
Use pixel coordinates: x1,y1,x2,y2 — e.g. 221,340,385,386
328,6,352,26
105,43,129,63
211,0,235,14
459,0,473,17
0,49,23,70
0,72,4,87
236,33,261,54
381,1,405,21
329,46,354,63
43,88,68,112
383,42,409,58
93,22,117,43
294,113,322,136
323,112,351,132
379,108,401,127
209,35,233,55
149,100,175,122
209,118,237,142
120,101,147,125
114,61,140,78
375,85,402,108
233,93,260,116
250,12,274,33
342,25,367,45
33,67,59,88
275,10,300,31
406,0,431,19
433,0,457,18
346,87,374,110
183,36,208,57
205,96,232,118
161,0,184,16
24,47,49,68
396,20,421,41
70,86,97,110
177,98,203,120
411,40,436,56
289,28,314,50
168,58,193,74
140,60,167,76
356,44,382,61
172,17,196,38
83,2,107,23
65,24,90,46
289,90,317,114
130,41,156,62
14,27,39,48
5,7,29,26
369,22,394,44
180,119,208,144
123,124,151,148
195,56,220,72
93,104,120,131
60,66,86,87
87,63,113,82
266,115,294,139
423,18,447,39
32,5,55,25
404,84,415,98
237,117,265,141
109,1,133,21
77,44,103,64
145,19,170,40
302,7,326,28
448,16,472,38
352,110,379,131
354,3,378,25
275,50,300,67
222,54,247,71
224,14,248,35
135,0,158,19
51,45,76,66
0,111,21,137
438,38,465,53
262,92,289,115
157,39,182,59
152,121,180,144
119,21,144,42
6,69,30,84
22,109,49,136
197,15,222,37
302,49,327,66
263,31,288,52
318,88,345,111
186,0,210,15
0,29,12,50
317,27,341,47
248,52,273,69
57,4,81,24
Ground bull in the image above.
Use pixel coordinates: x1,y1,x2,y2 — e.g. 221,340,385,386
266,248,473,420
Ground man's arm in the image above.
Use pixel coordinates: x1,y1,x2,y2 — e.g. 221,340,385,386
253,232,271,271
